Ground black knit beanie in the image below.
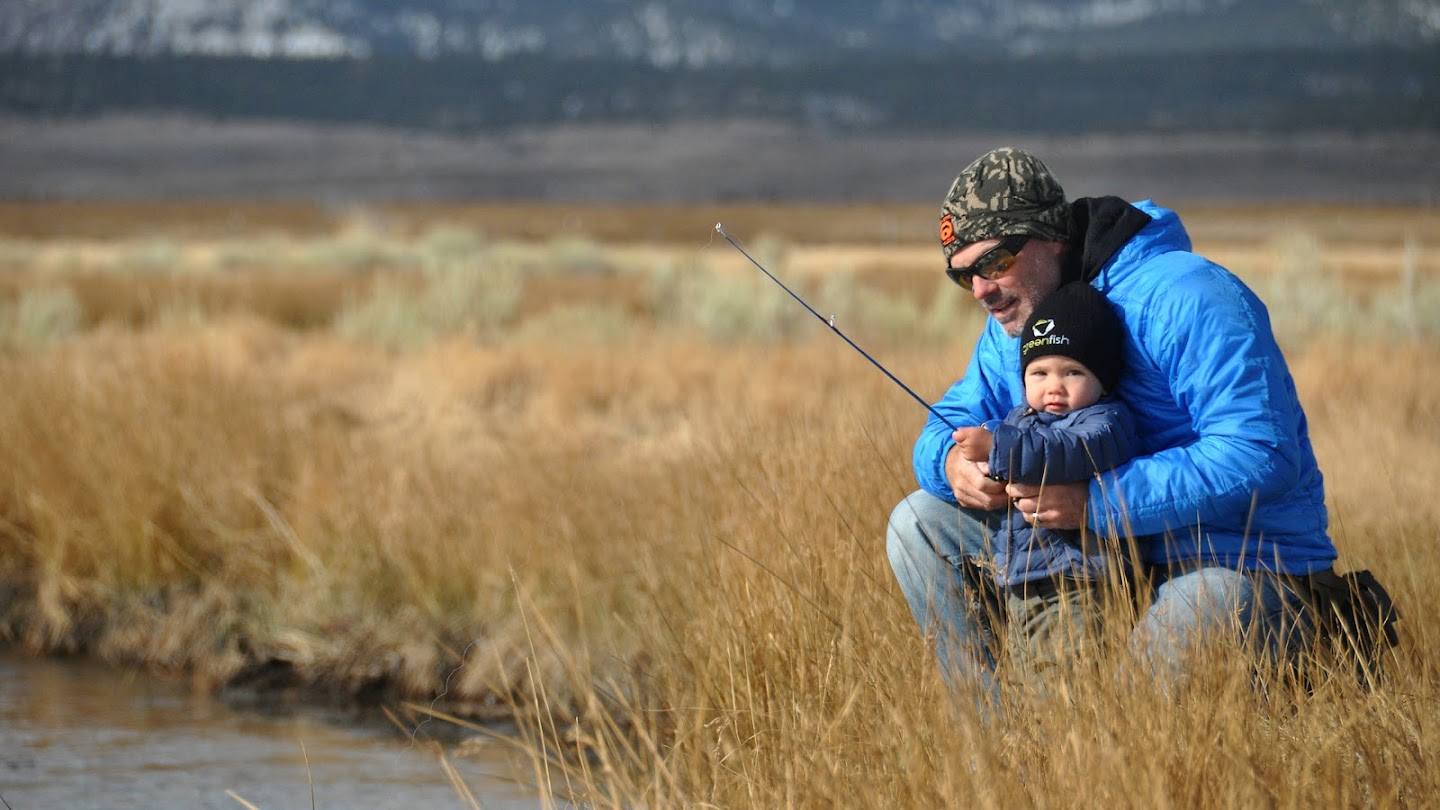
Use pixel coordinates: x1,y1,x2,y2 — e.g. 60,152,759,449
1020,283,1125,392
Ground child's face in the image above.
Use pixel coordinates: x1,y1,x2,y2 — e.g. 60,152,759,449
1024,355,1104,415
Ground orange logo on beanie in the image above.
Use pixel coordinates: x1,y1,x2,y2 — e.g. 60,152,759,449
939,213,956,247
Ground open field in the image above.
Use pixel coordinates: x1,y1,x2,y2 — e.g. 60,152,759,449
1,201,1439,806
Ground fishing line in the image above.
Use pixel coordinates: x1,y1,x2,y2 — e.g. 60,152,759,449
408,224,954,748
714,223,956,430
403,636,485,748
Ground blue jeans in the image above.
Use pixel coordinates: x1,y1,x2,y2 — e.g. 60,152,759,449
885,489,1004,703
1131,559,1317,686
886,490,1318,694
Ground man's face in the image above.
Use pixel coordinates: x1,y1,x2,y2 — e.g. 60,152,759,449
949,238,1064,338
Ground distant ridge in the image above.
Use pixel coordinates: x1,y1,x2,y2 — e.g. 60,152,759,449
3,1,1438,134
4,0,1437,63
3,115,1437,204
5,1,1438,202
3,45,1437,134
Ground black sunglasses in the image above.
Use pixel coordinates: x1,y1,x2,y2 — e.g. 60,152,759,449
945,234,1031,289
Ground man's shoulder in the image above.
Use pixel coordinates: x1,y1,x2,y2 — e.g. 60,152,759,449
1108,249,1235,312
1114,242,1215,281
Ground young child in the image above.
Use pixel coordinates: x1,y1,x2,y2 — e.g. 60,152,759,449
951,281,1140,680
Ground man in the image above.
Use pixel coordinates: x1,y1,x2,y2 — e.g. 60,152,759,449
887,147,1338,693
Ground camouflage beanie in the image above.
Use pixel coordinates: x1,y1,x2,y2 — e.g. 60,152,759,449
938,147,1071,263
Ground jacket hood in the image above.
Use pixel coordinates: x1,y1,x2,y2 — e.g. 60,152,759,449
1062,196,1162,287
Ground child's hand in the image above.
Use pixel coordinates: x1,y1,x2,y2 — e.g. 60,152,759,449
951,427,994,463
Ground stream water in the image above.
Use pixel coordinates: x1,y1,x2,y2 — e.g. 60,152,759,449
0,647,541,809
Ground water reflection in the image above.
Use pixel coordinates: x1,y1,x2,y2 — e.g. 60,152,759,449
0,647,537,809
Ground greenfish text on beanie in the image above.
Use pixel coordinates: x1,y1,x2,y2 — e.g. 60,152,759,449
1020,282,1125,393
939,147,1072,264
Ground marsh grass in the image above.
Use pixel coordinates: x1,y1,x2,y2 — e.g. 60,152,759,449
1,203,1437,806
0,286,83,350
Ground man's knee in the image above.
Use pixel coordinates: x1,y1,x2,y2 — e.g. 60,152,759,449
1130,567,1249,683
886,497,940,608
1133,565,1327,684
1155,567,1249,625
887,490,947,560
886,489,994,565
1137,567,1251,651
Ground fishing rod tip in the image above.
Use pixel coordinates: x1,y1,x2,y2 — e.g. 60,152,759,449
714,222,725,236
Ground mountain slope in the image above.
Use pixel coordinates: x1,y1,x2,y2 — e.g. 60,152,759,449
3,0,1437,64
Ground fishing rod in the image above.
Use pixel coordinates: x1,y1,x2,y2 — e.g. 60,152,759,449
714,223,957,431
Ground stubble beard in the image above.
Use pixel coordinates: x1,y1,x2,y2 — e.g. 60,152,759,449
991,297,1030,338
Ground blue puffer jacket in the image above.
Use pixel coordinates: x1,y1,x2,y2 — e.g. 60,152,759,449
913,198,1337,575
987,399,1139,586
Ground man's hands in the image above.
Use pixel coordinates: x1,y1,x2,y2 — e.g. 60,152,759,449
944,444,1008,510
1006,482,1088,530
947,426,1091,528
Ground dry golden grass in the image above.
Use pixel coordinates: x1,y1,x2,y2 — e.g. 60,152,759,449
6,198,1439,249
0,201,1437,806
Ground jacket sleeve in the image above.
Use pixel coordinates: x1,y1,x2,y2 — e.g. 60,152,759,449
1088,264,1307,537
911,322,1019,501
989,403,1137,485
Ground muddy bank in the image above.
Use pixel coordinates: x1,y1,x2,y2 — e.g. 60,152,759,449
0,579,538,724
